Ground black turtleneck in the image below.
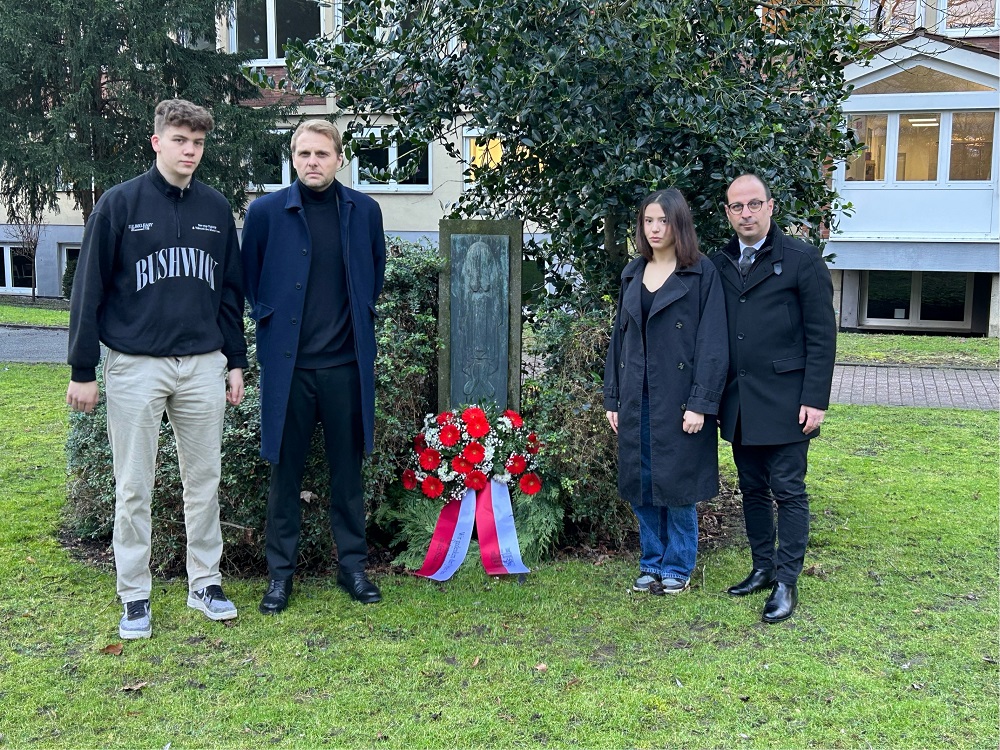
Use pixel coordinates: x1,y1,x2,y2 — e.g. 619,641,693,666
297,181,355,368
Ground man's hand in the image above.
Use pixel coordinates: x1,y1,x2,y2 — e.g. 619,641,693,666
799,405,825,434
67,380,100,413
606,410,618,434
227,368,245,406
682,410,705,434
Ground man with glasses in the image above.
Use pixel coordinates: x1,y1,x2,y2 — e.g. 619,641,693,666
711,173,836,623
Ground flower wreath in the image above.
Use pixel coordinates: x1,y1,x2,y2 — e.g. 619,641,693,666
401,404,542,503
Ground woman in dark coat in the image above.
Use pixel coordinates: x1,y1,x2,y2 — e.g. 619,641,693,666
603,189,728,594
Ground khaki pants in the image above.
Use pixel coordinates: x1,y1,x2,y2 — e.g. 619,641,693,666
104,349,227,602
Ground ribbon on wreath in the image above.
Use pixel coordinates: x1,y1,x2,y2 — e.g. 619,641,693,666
414,480,531,581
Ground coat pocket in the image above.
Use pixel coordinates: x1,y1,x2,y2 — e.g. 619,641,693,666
250,302,274,323
772,355,806,374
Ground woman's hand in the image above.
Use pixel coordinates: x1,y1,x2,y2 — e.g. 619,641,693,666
606,410,618,434
682,410,704,434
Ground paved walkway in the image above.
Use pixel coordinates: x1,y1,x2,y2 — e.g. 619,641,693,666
830,363,998,411
1,325,997,410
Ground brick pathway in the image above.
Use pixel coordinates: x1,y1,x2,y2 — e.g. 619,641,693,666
831,364,999,411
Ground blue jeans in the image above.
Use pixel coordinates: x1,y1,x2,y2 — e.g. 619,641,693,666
633,385,698,580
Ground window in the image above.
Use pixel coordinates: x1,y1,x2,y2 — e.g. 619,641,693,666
352,130,431,192
846,114,887,181
0,247,33,293
250,131,292,191
944,0,997,28
862,271,973,327
950,112,995,181
845,111,994,183
897,113,940,181
853,66,995,96
233,0,322,62
859,0,999,33
462,128,503,187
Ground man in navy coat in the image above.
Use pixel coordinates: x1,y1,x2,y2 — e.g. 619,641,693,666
712,174,836,624
241,120,386,612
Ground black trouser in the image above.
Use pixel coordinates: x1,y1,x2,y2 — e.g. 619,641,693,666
731,419,811,585
265,364,366,580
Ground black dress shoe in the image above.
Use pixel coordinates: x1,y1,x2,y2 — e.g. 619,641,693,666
259,578,292,615
762,582,798,623
337,570,382,604
726,568,777,596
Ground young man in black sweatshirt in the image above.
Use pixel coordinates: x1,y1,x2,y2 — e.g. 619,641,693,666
67,99,248,639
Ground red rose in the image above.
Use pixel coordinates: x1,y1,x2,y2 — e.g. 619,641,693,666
451,455,473,474
526,432,540,455
414,433,427,452
421,476,444,498
505,454,527,475
436,411,454,425
401,468,417,490
503,409,524,428
462,441,486,464
466,418,490,438
440,423,461,447
461,406,487,424
519,472,542,495
465,470,488,491
419,448,441,471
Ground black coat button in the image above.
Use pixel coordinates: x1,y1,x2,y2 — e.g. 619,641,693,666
739,369,746,376
739,296,747,303
737,333,745,340
285,351,292,358
291,318,297,325
675,321,683,328
295,283,302,290
301,248,307,255
677,363,685,370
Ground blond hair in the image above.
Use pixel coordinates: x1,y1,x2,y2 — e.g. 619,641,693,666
291,120,343,155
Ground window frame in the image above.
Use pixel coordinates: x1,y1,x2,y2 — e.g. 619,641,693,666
857,0,1000,37
0,246,33,294
840,107,997,187
860,270,974,328
230,0,326,65
351,128,433,194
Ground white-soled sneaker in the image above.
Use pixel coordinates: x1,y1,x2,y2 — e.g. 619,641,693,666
187,585,238,621
651,577,690,596
119,599,152,639
633,573,662,592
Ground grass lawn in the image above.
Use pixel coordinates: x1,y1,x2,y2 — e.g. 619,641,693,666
0,362,997,748
836,331,998,369
0,303,70,328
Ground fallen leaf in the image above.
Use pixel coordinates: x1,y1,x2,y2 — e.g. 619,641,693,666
122,681,147,692
674,677,683,687
910,682,924,690
300,490,318,504
535,663,548,672
470,656,481,668
802,564,828,580
983,655,998,665
26,556,35,563
739,695,750,702
565,678,581,688
101,644,124,656
593,554,609,566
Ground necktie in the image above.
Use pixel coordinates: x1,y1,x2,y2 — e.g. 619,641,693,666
739,246,754,276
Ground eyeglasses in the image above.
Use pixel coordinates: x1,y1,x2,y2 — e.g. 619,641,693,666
725,199,767,214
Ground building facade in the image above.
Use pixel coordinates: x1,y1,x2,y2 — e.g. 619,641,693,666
5,0,999,339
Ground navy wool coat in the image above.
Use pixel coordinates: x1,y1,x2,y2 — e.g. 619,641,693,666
241,180,386,463
603,255,729,506
711,222,836,446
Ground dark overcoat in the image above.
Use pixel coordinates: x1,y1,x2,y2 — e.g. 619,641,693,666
603,255,729,506
711,222,836,446
241,180,386,463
